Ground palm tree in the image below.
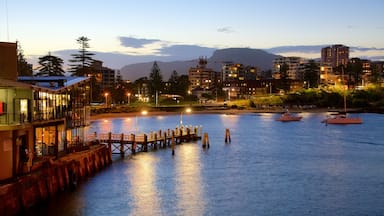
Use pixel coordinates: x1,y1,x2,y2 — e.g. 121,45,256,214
35,52,65,76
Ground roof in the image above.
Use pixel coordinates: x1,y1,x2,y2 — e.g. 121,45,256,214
18,76,90,92
0,78,32,89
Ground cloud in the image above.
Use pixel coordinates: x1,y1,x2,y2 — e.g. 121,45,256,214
118,36,161,48
217,26,234,33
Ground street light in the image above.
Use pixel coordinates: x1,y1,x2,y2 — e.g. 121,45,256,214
180,108,191,127
126,92,131,105
104,92,109,107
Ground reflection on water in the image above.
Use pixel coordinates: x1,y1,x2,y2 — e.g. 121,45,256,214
128,155,162,215
174,144,205,215
33,113,384,216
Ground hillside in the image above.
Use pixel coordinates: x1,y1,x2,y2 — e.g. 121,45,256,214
120,48,279,81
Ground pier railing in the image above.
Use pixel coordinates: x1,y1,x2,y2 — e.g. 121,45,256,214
88,125,203,157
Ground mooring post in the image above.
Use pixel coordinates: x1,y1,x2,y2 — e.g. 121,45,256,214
131,134,136,154
171,130,175,155
225,128,231,143
94,131,97,141
120,133,125,158
154,133,158,150
108,132,112,158
143,134,148,152
163,131,167,148
202,132,210,149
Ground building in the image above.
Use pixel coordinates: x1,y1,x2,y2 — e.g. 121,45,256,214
91,60,115,90
321,44,349,68
0,42,91,182
189,57,217,91
272,57,305,80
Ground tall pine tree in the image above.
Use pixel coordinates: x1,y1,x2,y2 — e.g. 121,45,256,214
68,36,95,76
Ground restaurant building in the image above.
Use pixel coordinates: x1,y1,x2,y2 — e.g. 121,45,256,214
0,42,91,182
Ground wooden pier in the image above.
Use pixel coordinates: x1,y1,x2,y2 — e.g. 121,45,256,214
88,125,202,157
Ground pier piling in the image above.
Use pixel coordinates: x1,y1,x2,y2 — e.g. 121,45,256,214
225,128,231,143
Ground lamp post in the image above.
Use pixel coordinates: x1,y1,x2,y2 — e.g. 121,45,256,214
126,92,131,105
104,92,109,107
180,108,191,127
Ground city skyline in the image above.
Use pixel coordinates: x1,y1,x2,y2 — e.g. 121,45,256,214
1,0,383,69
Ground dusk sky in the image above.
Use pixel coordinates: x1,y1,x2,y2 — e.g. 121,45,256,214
1,0,383,69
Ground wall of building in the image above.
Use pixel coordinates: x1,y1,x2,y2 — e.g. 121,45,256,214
0,42,17,81
0,131,13,181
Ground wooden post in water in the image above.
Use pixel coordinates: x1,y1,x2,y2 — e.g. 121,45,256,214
108,132,112,158
187,128,191,141
202,132,210,149
225,128,231,143
131,134,136,154
120,133,125,158
154,133,158,150
171,130,175,155
163,131,167,148
143,134,148,152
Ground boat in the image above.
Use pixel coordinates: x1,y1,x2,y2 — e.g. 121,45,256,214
322,67,362,125
276,112,303,122
322,113,362,124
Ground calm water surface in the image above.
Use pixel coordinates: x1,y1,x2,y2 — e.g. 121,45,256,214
31,113,384,216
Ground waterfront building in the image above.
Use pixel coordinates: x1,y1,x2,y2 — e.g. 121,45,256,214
272,56,305,80
321,44,349,68
189,57,217,91
0,42,91,182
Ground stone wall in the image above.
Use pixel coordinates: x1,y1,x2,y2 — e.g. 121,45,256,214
0,144,112,216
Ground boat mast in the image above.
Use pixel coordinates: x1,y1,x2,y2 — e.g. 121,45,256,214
342,66,347,113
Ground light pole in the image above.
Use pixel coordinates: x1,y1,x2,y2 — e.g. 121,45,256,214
104,92,109,107
126,92,131,105
180,108,191,127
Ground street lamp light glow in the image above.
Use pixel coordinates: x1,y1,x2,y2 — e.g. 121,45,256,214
180,108,192,126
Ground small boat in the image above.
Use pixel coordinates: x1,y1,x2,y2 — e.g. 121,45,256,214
322,113,362,124
276,112,303,122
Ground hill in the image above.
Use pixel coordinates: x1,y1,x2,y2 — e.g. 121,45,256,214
120,48,279,81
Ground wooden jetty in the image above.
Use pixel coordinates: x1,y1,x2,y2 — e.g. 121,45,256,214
88,125,202,157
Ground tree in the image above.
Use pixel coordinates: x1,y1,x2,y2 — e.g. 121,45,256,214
149,61,163,97
35,52,65,76
303,60,319,88
17,42,33,76
279,63,290,92
68,36,95,76
166,70,190,97
346,58,363,88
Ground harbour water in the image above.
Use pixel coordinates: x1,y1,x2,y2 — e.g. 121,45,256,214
29,112,384,215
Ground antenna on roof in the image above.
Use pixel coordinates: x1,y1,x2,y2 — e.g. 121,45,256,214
4,0,10,41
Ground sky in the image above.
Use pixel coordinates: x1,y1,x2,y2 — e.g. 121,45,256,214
1,0,383,69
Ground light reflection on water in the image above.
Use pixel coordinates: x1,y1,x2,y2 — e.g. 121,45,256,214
30,113,384,216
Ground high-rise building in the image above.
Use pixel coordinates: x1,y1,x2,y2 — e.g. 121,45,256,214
321,44,349,68
272,57,305,80
188,57,216,91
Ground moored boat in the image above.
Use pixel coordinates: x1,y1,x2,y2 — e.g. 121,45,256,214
276,112,303,122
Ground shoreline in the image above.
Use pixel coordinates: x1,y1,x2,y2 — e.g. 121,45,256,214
89,107,337,120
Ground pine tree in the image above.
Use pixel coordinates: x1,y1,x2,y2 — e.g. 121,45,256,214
149,61,163,95
36,52,65,76
68,36,95,76
17,42,33,76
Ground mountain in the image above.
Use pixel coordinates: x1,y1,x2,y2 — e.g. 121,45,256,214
120,48,279,81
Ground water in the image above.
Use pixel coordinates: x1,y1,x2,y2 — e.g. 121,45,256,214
30,113,384,215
